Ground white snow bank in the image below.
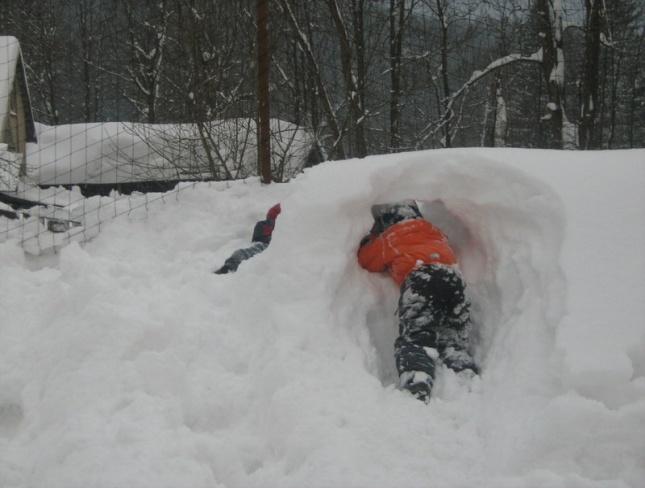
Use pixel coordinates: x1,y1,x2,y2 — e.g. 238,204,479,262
0,148,644,488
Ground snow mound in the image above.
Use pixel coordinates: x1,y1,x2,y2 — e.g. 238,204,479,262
1,148,644,488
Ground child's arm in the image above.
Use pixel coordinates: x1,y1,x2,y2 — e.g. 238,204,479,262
357,234,388,273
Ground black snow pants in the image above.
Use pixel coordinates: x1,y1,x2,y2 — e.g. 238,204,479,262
395,264,475,391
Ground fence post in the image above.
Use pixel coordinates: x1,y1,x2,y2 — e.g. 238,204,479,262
257,0,272,184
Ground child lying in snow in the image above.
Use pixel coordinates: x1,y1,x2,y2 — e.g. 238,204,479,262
214,203,281,274
358,200,478,402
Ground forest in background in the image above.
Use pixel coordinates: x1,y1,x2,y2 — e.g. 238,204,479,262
1,0,643,166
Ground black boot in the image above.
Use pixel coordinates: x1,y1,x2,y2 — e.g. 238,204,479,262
399,371,433,403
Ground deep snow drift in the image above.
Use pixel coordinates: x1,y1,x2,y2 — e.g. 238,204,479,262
1,148,644,488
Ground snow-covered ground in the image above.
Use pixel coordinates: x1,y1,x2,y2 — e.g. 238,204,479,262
1,148,644,488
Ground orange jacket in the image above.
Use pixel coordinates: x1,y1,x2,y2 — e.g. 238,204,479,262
357,219,457,285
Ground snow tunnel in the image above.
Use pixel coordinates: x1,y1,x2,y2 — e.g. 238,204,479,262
343,154,568,395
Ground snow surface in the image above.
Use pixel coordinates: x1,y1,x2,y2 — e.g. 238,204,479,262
1,148,644,488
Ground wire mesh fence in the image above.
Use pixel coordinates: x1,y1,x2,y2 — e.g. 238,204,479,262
1,0,644,254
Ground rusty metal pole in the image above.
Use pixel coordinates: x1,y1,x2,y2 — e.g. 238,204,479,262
257,0,272,184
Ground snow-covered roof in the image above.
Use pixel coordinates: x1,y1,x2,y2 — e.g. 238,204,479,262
29,118,315,185
0,36,22,134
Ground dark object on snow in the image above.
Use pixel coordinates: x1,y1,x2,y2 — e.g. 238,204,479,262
0,191,62,210
0,207,18,219
39,180,184,198
0,191,81,232
214,203,281,274
358,200,477,402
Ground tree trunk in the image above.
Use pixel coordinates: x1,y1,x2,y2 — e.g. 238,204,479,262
257,0,272,184
389,0,405,152
326,0,367,157
277,0,346,159
482,78,496,147
579,0,602,149
436,0,451,148
536,0,565,148
608,48,623,148
352,0,367,123
494,78,508,147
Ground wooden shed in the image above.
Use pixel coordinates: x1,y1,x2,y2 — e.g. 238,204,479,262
0,36,37,189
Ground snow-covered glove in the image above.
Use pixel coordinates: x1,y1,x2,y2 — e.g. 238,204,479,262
213,242,268,275
214,262,233,274
214,257,240,274
442,347,479,375
443,357,479,375
399,371,433,403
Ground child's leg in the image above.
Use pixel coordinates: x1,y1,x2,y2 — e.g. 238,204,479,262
431,267,477,373
395,266,444,400
439,316,477,373
395,265,477,401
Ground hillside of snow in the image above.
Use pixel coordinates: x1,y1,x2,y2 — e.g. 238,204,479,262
1,148,644,488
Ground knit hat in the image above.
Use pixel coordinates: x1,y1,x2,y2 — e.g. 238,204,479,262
370,200,422,231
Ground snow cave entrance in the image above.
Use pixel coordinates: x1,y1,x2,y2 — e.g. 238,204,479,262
361,161,566,392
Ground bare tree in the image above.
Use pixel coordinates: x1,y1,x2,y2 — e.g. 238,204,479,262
277,0,346,159
536,0,574,148
389,0,412,151
121,0,171,123
2,0,643,166
324,0,369,157
75,0,115,122
579,0,604,148
626,19,644,147
3,0,65,124
417,48,543,148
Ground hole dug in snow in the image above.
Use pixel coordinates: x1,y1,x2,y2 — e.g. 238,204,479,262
358,158,567,399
